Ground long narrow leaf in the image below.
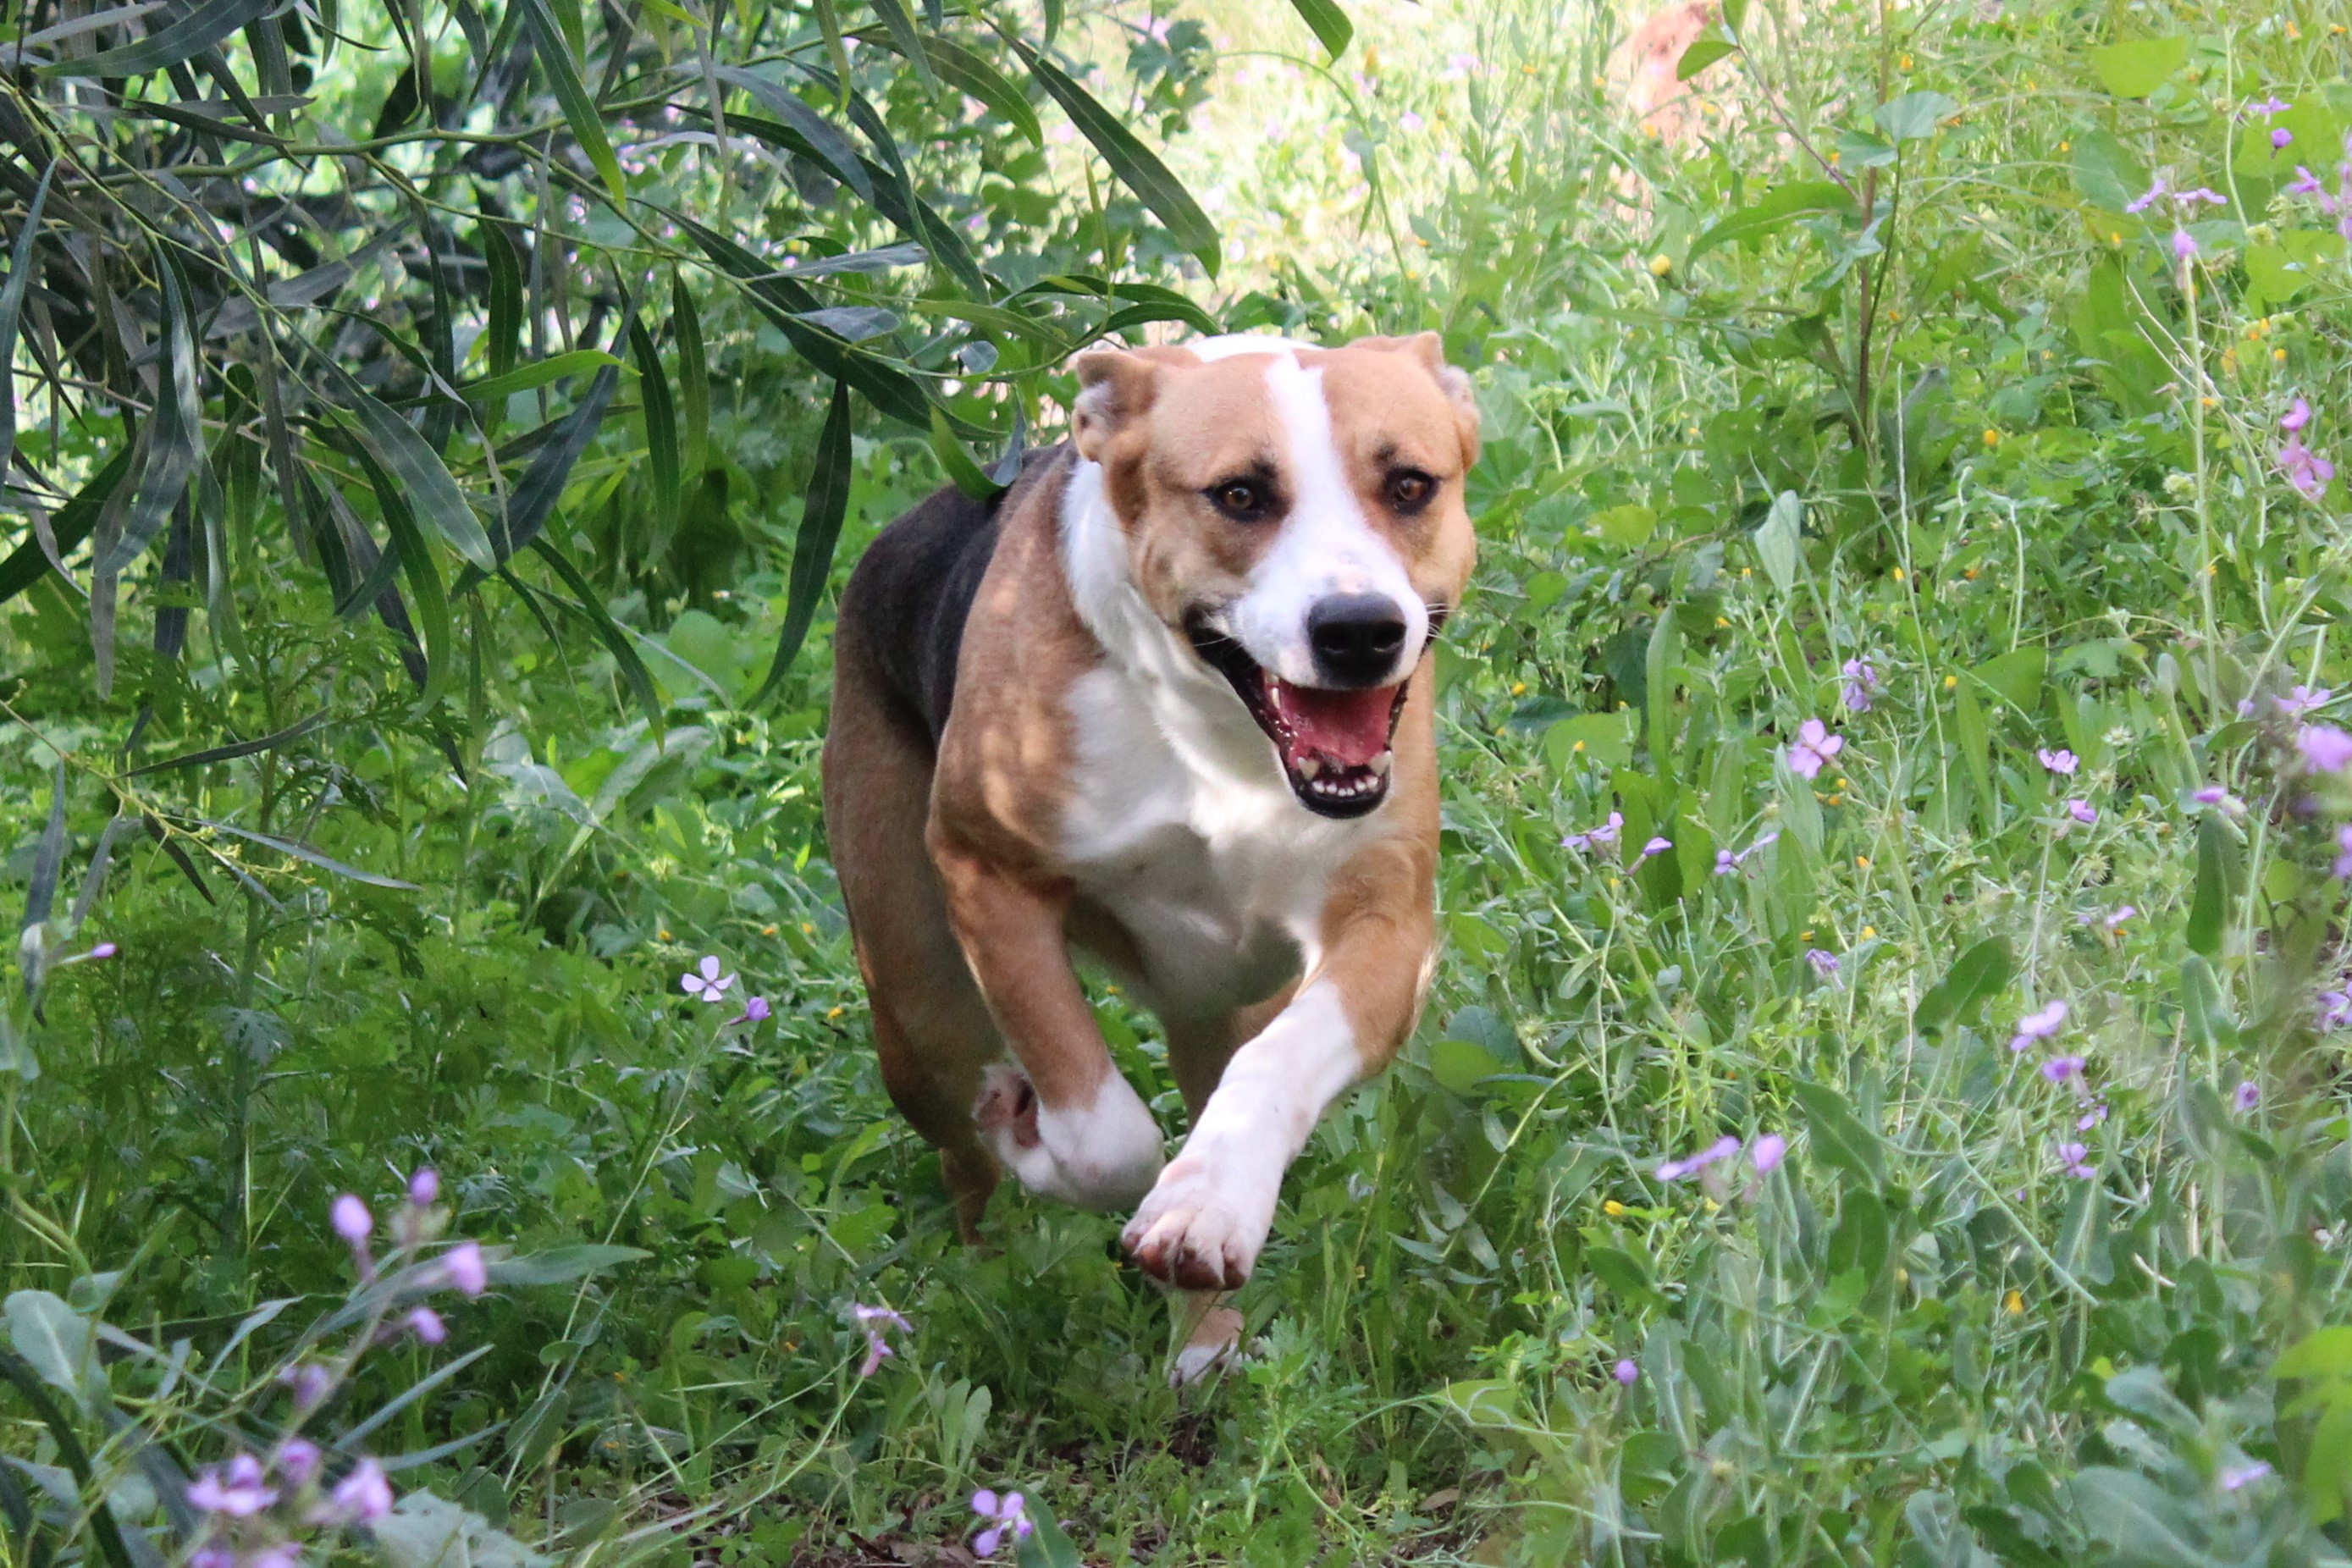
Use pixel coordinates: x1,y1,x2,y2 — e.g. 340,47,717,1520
481,215,523,380
515,0,625,202
1008,40,1218,275
497,360,619,562
41,0,275,76
68,814,136,933
19,761,65,1002
96,245,204,577
455,350,621,406
755,379,851,703
344,440,454,704
671,272,709,474
528,538,663,729
123,711,330,777
1284,0,1352,58
849,27,1041,145
628,321,681,521
710,66,875,203
334,1346,491,1449
0,167,56,482
194,820,422,892
0,1350,140,1568
339,387,496,571
863,0,933,85
141,815,216,904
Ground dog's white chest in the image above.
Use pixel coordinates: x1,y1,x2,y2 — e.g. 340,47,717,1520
1057,665,1363,1019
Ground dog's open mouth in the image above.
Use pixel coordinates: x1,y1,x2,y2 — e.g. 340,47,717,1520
1185,616,1409,818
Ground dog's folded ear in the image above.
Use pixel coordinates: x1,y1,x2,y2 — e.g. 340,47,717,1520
1071,347,1191,461
1361,330,1481,467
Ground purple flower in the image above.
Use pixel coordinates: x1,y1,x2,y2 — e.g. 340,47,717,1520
970,1490,1034,1557
407,1168,439,1208
2233,1079,2261,1113
2289,165,2327,197
2077,1101,2109,1130
2037,748,2079,776
278,1440,322,1486
1637,836,1673,859
329,1459,394,1525
2057,1141,2096,1179
1400,111,1426,133
2248,94,2291,116
1749,1133,1786,1174
1805,948,1840,979
406,1307,446,1345
1657,1135,1742,1182
2274,128,2295,150
2065,799,2098,825
2040,1054,2086,1085
2322,990,2352,1030
1786,719,1843,780
1841,658,1880,713
681,955,737,1002
2177,187,2227,207
2284,398,2315,433
188,1456,278,1518
853,1303,911,1377
2333,825,2352,880
1613,1358,1639,1385
192,1549,232,1568
2279,435,2337,498
1563,812,1623,850
2009,999,2068,1052
1714,849,1736,875
441,1240,487,1297
247,1546,301,1568
2102,906,2136,931
331,1195,372,1247
2222,1460,2273,1491
64,941,118,963
2125,177,2168,213
738,996,771,1023
2172,229,2198,263
279,1361,332,1411
2296,723,2352,772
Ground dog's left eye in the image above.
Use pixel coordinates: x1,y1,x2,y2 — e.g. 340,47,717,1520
1387,470,1438,511
1206,479,1271,521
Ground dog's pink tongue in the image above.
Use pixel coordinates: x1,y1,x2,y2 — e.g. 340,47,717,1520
1268,678,1397,768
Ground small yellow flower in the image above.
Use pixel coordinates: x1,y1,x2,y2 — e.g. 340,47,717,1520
1573,739,1587,753
1510,682,1527,696
1106,984,1120,995
2286,19,2300,38
1943,674,1959,689
1855,854,1871,869
1608,875,1621,888
1716,616,1731,627
1741,566,1753,577
1963,566,1978,579
1800,929,1814,941
2275,347,2289,362
800,922,814,936
2202,395,2217,407
2004,1289,2024,1315
2058,139,2070,152
1836,777,1849,789
658,928,673,941
1828,793,1845,806
1982,428,2000,448
1899,52,1913,70
826,1005,845,1019
760,924,778,936
1861,925,1877,939
2110,231,2123,246
1604,1200,1627,1217
1648,253,1674,277
1893,566,1907,581
1703,1196,1721,1212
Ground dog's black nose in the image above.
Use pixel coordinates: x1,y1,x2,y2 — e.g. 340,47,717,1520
1307,594,1409,687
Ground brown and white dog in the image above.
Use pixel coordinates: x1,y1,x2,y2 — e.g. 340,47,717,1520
820,333,1479,1379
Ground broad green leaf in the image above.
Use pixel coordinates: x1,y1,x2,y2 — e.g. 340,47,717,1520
516,0,624,202
1691,182,1855,259
3,1290,88,1402
485,1244,652,1285
2277,1326,2352,1381
41,0,274,75
2069,130,2146,212
1015,1496,1082,1568
1545,710,1637,771
1428,1038,1507,1096
1009,39,1219,275
929,406,1002,500
1913,936,2012,1033
2088,36,2188,99
1973,646,2044,713
1284,0,1353,60
2185,814,2232,958
1789,1079,1885,1187
1676,36,1733,81
373,1490,549,1568
1435,1379,1521,1430
757,380,853,701
1753,490,1800,594
1874,90,1956,142
1592,503,1656,548
2178,953,2237,1049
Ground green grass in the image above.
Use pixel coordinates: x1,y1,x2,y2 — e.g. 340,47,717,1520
11,0,2352,1563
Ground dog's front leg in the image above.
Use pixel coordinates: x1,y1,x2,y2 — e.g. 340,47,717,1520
931,842,1166,1212
1123,875,1433,1290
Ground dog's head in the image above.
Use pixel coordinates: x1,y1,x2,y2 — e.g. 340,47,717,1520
1068,333,1481,818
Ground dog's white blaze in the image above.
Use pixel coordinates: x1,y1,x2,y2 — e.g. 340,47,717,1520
1227,353,1428,687
979,1063,1166,1212
1060,467,1387,1018
1123,979,1364,1278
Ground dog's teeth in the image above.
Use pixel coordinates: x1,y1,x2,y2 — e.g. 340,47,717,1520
1299,756,1323,781
1370,752,1393,778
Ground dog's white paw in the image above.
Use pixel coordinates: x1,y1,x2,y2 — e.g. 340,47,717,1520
972,1063,1163,1212
1168,1303,1245,1388
1122,1154,1278,1291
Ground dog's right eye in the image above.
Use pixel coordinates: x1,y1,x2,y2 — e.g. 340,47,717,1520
1206,479,1270,522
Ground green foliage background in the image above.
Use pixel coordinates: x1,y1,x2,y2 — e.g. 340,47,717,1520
10,0,2352,1560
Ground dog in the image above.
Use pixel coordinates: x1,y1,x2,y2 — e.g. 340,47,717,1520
821,332,1480,1381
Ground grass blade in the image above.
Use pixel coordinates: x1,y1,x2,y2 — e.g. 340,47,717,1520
628,320,681,521
0,167,55,482
339,385,496,572
671,272,709,474
122,712,331,777
1007,39,1218,276
516,0,625,203
40,0,274,76
754,379,851,703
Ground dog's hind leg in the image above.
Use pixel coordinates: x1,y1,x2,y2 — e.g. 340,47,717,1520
825,643,1003,1243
